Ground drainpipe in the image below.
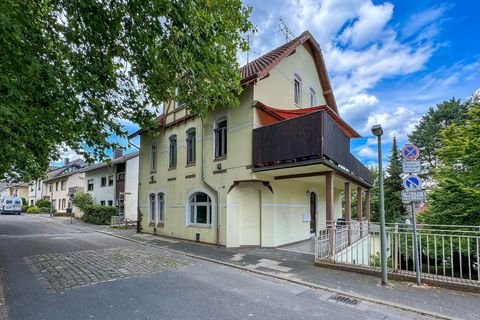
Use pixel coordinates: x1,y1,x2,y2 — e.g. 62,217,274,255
201,118,220,246
128,138,142,233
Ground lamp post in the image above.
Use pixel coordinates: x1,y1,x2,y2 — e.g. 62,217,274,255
371,124,388,285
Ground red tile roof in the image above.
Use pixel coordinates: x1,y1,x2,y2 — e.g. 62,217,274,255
239,31,338,113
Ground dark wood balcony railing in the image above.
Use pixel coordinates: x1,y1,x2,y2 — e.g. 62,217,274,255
252,110,373,185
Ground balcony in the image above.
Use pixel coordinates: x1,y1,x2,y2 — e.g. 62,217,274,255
252,109,372,185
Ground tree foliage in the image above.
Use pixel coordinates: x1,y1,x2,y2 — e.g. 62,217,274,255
424,103,480,225
408,98,467,173
0,0,253,181
384,136,406,222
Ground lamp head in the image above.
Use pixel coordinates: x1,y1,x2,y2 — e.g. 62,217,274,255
371,124,383,137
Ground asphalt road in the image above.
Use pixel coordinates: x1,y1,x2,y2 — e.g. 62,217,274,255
0,214,434,320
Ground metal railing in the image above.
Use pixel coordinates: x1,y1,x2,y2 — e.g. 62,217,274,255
315,222,480,286
110,216,137,229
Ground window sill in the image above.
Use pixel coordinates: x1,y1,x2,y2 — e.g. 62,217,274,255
214,156,227,162
156,222,165,228
187,224,212,229
168,167,177,171
185,162,196,168
150,170,157,174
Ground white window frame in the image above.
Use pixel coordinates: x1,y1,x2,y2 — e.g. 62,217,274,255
310,88,316,107
294,74,302,106
150,143,158,172
108,175,114,186
157,192,165,223
87,179,94,191
185,189,215,227
149,193,156,224
186,128,196,164
214,118,227,158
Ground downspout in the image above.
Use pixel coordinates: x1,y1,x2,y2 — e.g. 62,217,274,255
128,138,142,233
201,118,220,246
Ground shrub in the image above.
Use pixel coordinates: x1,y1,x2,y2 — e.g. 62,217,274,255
35,199,51,209
81,205,117,225
40,207,52,214
22,205,29,212
26,206,41,214
73,191,94,212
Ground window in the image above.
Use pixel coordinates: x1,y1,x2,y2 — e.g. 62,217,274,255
310,88,316,106
169,135,177,168
100,201,106,206
157,193,165,223
61,180,66,190
108,200,113,206
294,74,302,105
117,172,125,180
101,177,107,187
186,129,196,164
38,181,41,190
175,87,185,109
108,175,114,186
30,200,34,206
49,184,53,192
188,192,212,225
151,143,158,172
61,199,66,209
52,199,56,209
87,179,94,191
214,119,227,158
149,193,156,223
55,182,59,191
30,185,34,192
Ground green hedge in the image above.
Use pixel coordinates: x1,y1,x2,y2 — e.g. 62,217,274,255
82,205,118,225
26,206,41,214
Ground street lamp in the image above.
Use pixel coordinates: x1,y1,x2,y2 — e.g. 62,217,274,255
371,124,388,285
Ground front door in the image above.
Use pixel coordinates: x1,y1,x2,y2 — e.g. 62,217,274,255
310,192,316,234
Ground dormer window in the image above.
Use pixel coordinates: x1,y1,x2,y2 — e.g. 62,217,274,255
294,74,302,106
310,88,316,106
175,88,185,109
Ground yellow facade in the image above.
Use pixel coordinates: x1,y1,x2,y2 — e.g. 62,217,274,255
137,41,369,247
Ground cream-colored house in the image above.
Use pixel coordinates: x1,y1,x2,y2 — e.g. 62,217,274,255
130,31,372,248
42,159,86,214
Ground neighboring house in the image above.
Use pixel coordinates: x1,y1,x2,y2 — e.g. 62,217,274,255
80,150,139,220
129,31,373,248
0,183,11,200
28,167,56,206
42,159,86,214
4,183,29,200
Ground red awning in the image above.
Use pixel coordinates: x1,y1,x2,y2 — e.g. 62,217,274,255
254,101,360,138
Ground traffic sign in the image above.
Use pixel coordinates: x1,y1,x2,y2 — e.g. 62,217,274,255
401,144,420,161
401,190,425,203
402,160,421,174
403,175,422,190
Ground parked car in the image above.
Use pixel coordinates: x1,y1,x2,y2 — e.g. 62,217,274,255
0,196,22,215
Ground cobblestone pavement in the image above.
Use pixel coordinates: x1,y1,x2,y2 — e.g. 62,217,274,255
24,247,187,293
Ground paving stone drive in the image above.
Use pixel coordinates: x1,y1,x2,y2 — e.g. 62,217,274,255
24,247,187,293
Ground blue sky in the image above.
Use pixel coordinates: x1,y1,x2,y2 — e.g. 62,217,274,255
57,0,480,168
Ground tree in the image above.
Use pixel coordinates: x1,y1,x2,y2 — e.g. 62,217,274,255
369,165,380,222
383,136,406,223
408,98,467,174
0,0,253,181
424,103,480,225
72,191,94,212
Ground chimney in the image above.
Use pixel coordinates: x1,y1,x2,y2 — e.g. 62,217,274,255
113,148,124,159
64,158,70,165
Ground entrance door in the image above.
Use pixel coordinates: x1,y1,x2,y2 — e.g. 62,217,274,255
310,192,316,234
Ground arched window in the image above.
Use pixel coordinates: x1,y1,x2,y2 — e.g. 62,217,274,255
149,193,156,223
188,192,212,225
169,135,177,168
157,192,165,223
150,143,158,172
214,118,227,158
186,128,196,164
310,88,316,106
294,74,302,105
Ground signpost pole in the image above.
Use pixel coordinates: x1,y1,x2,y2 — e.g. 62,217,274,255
411,202,421,285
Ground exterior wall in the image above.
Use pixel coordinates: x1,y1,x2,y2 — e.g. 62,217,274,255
84,167,116,205
253,44,326,113
47,173,84,214
138,86,254,245
28,179,44,206
124,156,139,220
10,187,28,200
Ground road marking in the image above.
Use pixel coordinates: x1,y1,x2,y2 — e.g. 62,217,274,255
230,253,245,262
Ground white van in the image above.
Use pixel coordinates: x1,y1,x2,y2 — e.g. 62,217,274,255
0,196,22,215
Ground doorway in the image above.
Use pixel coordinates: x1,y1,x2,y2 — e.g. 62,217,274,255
310,192,317,235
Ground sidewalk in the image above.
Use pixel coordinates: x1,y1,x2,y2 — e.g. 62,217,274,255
42,215,479,320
